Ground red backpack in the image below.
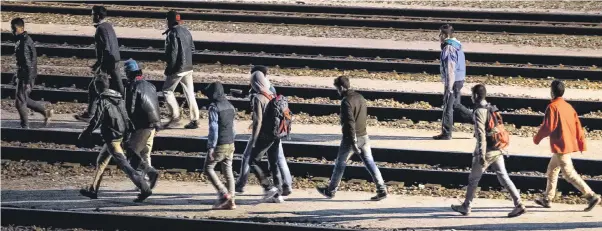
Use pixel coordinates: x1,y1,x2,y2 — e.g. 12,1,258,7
260,92,293,139
485,105,510,150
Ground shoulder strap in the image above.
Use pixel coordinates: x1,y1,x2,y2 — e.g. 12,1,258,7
260,91,274,101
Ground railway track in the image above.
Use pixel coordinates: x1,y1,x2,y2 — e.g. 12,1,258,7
3,73,599,115
3,3,601,35
2,42,601,81
3,32,600,67
2,128,601,193
1,207,348,231
3,127,600,176
3,86,602,129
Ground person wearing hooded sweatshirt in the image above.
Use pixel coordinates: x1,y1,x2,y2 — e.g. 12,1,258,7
75,6,123,122
201,82,237,210
77,75,152,202
122,59,160,190
162,10,200,129
433,24,473,140
10,18,53,129
235,70,287,203
235,66,293,197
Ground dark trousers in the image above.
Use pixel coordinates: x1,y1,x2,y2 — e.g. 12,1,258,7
15,81,46,127
87,61,124,115
441,80,473,137
237,138,283,191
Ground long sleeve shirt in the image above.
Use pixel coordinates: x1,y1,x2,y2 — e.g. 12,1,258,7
473,100,488,157
533,97,587,154
440,44,458,92
94,21,120,66
340,90,368,144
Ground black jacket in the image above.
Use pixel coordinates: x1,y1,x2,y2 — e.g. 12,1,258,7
340,90,368,143
83,89,132,142
125,79,161,129
14,32,37,84
94,22,121,67
164,24,195,76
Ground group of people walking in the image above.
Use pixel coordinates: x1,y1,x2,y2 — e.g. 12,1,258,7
9,6,600,216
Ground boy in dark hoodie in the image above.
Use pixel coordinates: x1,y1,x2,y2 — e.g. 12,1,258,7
78,75,152,202
201,82,237,210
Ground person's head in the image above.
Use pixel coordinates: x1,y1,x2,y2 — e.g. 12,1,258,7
439,24,454,43
166,10,180,28
123,59,143,80
550,80,565,99
333,76,351,96
471,84,487,104
250,65,268,76
94,74,110,94
10,18,25,36
92,6,107,24
202,81,225,101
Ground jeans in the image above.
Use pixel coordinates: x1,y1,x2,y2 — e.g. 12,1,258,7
441,80,473,137
87,61,124,115
87,138,150,193
327,135,386,193
15,81,46,127
204,143,236,197
126,128,156,174
544,153,595,200
236,138,285,191
162,71,199,121
463,153,521,207
236,138,292,192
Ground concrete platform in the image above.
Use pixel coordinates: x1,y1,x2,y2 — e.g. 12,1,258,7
2,22,601,57
2,177,601,231
2,111,601,160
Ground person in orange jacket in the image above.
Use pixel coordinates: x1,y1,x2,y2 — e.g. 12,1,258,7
533,80,600,211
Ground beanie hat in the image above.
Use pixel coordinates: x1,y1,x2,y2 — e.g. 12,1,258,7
124,59,139,72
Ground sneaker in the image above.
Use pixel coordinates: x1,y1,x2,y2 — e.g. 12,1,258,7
21,124,29,129
316,187,334,199
281,187,292,197
263,188,279,200
235,186,245,195
508,204,526,218
370,191,388,201
147,170,159,190
43,109,54,127
213,194,233,209
451,204,471,216
433,134,452,140
134,190,152,203
74,113,91,122
264,195,284,203
534,198,551,208
79,188,98,199
214,198,237,210
585,195,601,212
163,117,181,129
184,120,199,129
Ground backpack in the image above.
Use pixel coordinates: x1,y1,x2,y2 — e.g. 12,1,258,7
484,105,510,150
261,92,293,139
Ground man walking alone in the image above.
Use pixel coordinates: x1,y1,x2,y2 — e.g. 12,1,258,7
533,80,600,211
162,10,200,129
434,24,473,140
316,76,387,201
10,18,53,128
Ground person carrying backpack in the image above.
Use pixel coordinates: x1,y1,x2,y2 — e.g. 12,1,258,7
235,70,291,203
451,84,525,217
77,75,152,202
316,76,387,201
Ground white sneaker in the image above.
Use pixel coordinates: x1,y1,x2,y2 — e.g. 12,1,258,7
264,195,284,203
262,188,279,200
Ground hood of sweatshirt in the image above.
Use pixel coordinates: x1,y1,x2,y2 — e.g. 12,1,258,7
202,82,226,101
442,38,462,50
100,89,123,104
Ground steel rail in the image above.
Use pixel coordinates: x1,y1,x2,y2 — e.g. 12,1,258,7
3,73,599,115
2,127,600,176
2,86,601,129
3,44,601,81
86,1,602,23
0,207,352,231
2,4,601,35
3,32,600,67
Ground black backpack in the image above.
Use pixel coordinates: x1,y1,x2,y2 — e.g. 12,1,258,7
260,93,292,139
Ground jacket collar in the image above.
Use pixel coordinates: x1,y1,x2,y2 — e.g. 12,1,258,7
551,97,564,103
14,31,27,41
162,24,179,35
93,20,106,28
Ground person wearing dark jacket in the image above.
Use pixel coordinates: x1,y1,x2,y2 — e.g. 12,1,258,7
10,18,53,128
317,76,387,201
201,82,237,210
122,59,160,189
162,10,200,129
78,76,152,202
75,6,124,122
